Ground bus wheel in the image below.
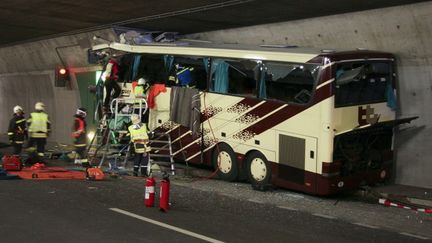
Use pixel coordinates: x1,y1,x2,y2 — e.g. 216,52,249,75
247,151,271,186
212,143,238,182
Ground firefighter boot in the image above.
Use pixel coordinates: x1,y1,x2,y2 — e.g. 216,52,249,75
133,167,139,177
140,166,148,177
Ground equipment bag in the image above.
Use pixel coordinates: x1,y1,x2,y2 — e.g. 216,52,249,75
86,168,105,181
2,155,22,171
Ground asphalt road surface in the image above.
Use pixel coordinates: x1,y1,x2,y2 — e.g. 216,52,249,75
0,178,427,243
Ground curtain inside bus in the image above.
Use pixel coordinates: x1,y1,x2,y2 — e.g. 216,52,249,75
259,66,267,98
210,59,229,93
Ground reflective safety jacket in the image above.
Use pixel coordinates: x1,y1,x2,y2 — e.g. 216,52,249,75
134,84,150,98
128,123,150,153
72,115,87,147
28,111,50,138
8,114,27,144
134,85,145,98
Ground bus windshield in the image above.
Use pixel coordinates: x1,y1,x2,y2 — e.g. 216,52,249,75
335,61,392,107
261,62,320,104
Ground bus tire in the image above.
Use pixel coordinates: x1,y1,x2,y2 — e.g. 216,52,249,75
212,143,239,182
246,151,271,186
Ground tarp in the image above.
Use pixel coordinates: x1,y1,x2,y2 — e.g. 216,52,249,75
8,167,87,180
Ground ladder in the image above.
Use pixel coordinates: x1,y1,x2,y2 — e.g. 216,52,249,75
148,132,176,175
87,97,148,168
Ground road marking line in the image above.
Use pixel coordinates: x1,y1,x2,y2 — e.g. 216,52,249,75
312,213,336,219
352,222,380,229
247,199,264,204
109,208,225,243
277,206,298,211
399,232,429,240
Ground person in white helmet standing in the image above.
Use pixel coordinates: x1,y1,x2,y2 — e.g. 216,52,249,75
7,105,27,155
72,107,90,168
27,102,51,160
128,114,150,177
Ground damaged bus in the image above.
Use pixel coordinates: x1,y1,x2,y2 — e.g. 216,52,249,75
91,41,416,195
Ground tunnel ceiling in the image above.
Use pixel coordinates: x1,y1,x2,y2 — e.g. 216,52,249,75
0,0,429,47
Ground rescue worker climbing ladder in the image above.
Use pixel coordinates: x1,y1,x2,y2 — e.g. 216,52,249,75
128,114,150,177
27,102,50,160
8,105,27,156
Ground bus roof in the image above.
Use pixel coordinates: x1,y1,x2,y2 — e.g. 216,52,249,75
92,41,393,64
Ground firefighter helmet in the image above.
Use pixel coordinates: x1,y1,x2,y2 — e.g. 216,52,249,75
138,78,146,85
35,102,45,111
13,105,23,114
76,107,87,117
131,114,140,125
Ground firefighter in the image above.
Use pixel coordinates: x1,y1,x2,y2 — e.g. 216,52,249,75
102,56,121,111
7,105,27,156
128,114,150,177
72,107,90,168
134,78,150,98
27,102,51,160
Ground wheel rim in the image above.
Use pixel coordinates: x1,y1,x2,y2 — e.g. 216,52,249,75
250,157,267,182
217,151,232,174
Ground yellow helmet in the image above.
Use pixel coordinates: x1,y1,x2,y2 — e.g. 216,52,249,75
35,102,45,111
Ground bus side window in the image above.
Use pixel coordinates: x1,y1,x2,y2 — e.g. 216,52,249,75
210,59,258,97
263,62,318,104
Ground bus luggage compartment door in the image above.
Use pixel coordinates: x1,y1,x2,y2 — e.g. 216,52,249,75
277,133,317,189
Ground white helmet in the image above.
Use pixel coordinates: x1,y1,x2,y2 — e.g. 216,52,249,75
138,78,146,85
13,105,23,114
76,107,87,117
35,102,45,111
130,114,140,125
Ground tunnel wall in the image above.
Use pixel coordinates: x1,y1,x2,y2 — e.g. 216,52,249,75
0,29,116,144
186,2,432,188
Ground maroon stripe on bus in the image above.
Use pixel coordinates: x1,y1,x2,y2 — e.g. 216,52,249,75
172,133,195,150
167,126,189,140
174,143,201,160
241,102,284,118
236,97,261,108
241,83,333,136
187,146,214,165
306,55,324,64
201,97,260,122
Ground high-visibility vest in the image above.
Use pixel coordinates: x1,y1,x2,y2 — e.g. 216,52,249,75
134,85,145,98
28,112,49,138
128,124,150,153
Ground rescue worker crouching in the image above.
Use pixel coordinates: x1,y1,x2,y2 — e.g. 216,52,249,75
8,105,27,156
72,107,90,168
128,114,150,177
27,102,50,161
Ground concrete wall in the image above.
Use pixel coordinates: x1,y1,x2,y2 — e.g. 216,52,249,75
186,2,432,188
0,29,115,144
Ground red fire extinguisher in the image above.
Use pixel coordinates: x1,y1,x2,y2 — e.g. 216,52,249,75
144,176,156,207
159,172,170,212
